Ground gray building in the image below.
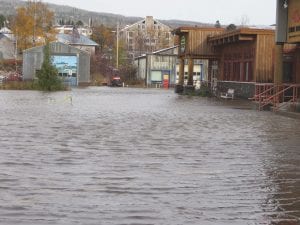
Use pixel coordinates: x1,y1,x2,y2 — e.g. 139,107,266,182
134,46,178,87
134,46,208,87
22,42,90,86
57,31,98,55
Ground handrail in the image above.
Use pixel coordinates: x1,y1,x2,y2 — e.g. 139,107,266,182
259,84,300,111
274,85,300,111
259,85,287,110
250,83,275,101
257,85,276,97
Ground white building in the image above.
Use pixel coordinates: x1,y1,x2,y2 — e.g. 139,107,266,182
120,16,174,59
54,25,93,37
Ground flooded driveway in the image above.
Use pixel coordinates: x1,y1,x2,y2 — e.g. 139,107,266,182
0,87,299,225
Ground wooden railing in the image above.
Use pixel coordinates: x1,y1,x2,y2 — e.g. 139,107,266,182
251,83,300,111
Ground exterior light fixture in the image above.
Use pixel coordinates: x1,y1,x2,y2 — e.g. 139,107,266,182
283,0,288,9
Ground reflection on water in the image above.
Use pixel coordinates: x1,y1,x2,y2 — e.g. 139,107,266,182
0,87,299,225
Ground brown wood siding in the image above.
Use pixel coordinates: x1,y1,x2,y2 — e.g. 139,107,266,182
255,34,275,82
295,49,300,83
181,28,223,58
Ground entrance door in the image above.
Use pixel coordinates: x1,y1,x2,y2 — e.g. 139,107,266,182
283,62,294,83
163,71,170,89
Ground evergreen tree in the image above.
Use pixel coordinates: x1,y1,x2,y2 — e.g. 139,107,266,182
36,43,63,91
215,20,221,28
76,20,84,27
226,24,237,31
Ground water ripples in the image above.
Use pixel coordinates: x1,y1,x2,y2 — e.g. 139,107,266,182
0,87,300,225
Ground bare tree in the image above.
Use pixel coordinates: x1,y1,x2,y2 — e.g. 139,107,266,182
240,15,250,27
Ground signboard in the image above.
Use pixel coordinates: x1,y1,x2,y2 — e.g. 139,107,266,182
288,0,300,43
276,0,288,43
52,55,77,77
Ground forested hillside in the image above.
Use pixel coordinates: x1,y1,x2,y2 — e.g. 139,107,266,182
0,0,209,28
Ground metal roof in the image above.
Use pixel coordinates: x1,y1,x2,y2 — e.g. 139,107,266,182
57,33,98,46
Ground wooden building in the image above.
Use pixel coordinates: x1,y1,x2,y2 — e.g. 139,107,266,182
208,28,276,98
173,26,279,98
276,0,300,84
172,27,224,92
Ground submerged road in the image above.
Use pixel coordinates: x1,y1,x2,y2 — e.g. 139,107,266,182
0,87,299,225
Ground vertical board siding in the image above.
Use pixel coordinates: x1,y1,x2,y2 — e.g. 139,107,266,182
255,34,275,82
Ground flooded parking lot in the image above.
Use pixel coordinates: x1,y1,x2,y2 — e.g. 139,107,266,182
0,87,299,225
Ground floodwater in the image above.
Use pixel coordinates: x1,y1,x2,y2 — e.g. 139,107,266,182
0,87,299,225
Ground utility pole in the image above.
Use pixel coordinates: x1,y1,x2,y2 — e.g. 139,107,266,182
15,29,18,73
33,0,36,46
116,22,119,69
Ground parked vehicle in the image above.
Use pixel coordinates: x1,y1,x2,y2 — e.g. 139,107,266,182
110,76,122,87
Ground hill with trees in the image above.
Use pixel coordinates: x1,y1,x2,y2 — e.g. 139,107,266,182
0,0,210,28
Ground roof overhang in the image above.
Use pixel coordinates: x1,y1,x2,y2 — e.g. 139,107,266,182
208,28,274,46
172,26,224,35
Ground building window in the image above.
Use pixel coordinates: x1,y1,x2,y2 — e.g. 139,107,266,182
244,61,253,82
233,62,240,81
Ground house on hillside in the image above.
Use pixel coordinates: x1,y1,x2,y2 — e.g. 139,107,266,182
22,42,90,86
0,33,15,60
120,16,174,59
0,27,14,40
54,25,93,37
56,28,98,55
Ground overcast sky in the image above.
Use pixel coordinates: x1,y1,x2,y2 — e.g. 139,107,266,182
44,0,276,26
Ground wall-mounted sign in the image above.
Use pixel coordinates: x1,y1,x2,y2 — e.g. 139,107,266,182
288,0,300,43
180,36,186,53
52,55,77,77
